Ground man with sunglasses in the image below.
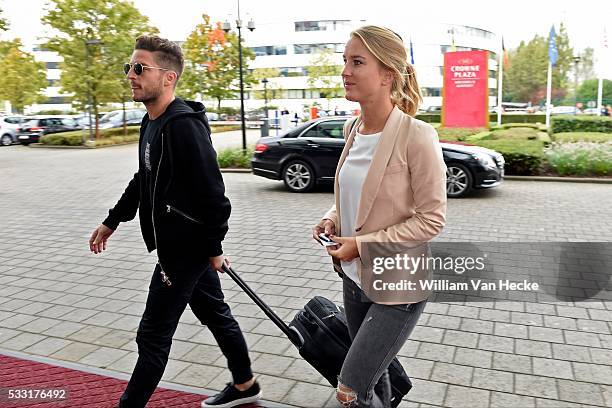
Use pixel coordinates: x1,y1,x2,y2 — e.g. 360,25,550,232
89,35,261,408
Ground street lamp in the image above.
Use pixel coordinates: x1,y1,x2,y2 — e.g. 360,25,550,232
573,56,581,113
85,39,103,142
222,0,255,151
261,78,269,119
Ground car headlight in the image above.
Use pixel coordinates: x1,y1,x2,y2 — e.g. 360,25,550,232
472,153,497,169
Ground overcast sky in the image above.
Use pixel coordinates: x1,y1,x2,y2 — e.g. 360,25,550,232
2,0,611,76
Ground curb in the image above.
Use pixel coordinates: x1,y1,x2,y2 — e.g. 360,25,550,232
29,141,138,149
504,175,612,184
0,348,295,408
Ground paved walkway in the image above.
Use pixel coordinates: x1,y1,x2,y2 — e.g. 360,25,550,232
0,144,611,407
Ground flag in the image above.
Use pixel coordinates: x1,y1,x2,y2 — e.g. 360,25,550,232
548,25,558,66
409,38,415,64
502,37,509,69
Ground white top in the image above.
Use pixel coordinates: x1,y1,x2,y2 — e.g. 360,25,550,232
338,129,382,286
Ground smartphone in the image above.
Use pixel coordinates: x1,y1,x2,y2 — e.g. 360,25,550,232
318,233,339,247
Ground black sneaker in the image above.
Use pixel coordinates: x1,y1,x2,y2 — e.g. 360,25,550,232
202,381,262,407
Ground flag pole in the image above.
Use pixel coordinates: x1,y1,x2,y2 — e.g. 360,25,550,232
597,27,607,116
497,40,504,126
597,77,603,117
545,61,553,128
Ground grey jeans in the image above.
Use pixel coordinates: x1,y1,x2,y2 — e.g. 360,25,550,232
339,276,427,407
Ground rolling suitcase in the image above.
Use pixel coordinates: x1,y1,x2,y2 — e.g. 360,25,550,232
222,264,412,407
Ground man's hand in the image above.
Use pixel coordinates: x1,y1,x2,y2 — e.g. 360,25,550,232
210,255,230,273
89,224,114,254
312,219,336,245
326,236,359,262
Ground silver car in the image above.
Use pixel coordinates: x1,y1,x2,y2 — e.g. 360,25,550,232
1,115,28,146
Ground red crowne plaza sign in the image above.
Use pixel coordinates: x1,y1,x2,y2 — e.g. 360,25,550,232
442,50,489,128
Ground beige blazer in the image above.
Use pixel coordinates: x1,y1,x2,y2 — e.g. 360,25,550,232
322,106,447,302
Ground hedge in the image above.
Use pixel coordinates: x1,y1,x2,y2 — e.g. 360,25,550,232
490,127,540,140
39,132,84,146
437,127,487,141
217,146,254,168
544,142,612,176
550,116,612,134
40,127,140,146
472,139,544,175
553,132,612,143
418,114,546,124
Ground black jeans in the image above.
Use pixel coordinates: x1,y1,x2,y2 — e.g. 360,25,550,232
119,257,253,408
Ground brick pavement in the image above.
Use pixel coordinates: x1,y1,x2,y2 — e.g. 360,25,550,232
0,144,611,407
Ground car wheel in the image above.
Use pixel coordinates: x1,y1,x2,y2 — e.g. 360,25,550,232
446,163,473,198
1,134,12,146
282,160,315,192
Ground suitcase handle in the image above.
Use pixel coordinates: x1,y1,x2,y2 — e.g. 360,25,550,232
222,263,304,348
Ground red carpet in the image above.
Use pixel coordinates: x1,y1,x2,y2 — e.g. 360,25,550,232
0,354,260,407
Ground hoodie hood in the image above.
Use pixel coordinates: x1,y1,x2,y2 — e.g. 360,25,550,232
143,97,210,134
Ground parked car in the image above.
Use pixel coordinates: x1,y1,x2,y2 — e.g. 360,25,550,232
17,117,79,145
0,115,29,146
75,112,108,129
251,117,504,198
98,109,146,129
580,108,600,115
551,106,578,115
206,112,220,121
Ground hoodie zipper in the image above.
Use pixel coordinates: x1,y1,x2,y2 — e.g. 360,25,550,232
166,204,203,224
152,131,171,287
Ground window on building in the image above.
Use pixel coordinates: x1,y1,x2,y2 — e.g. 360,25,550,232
294,43,343,54
304,90,320,99
295,20,350,32
421,87,442,97
278,67,307,77
250,45,287,56
43,96,70,104
45,62,60,69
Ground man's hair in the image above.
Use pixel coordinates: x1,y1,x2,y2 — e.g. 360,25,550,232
134,35,184,83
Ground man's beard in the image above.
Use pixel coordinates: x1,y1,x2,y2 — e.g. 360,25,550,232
133,83,163,103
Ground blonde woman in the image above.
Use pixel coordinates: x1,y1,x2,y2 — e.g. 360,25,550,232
312,26,447,407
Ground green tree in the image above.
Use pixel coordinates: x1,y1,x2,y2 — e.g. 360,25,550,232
0,7,8,31
179,14,256,110
250,68,284,100
0,40,47,112
306,49,343,108
577,79,612,102
41,0,157,138
577,47,596,83
503,23,574,104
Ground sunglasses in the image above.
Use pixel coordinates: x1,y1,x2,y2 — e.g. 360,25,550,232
124,62,171,75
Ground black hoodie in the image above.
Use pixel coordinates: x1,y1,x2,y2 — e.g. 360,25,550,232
102,98,231,260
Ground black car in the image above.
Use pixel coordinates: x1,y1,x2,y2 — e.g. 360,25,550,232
251,117,504,198
18,117,78,145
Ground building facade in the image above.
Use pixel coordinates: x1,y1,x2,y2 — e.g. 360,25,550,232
22,18,500,115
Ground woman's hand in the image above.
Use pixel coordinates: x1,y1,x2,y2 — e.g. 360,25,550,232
326,236,359,262
312,219,336,244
